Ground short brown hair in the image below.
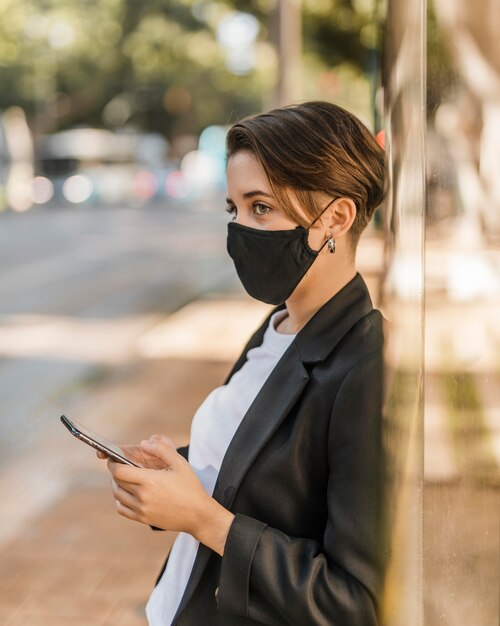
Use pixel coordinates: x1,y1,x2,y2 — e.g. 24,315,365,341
226,101,386,244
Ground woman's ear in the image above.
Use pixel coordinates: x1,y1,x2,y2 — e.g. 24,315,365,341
328,198,357,238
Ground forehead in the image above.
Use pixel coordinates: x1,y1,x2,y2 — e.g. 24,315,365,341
226,151,271,194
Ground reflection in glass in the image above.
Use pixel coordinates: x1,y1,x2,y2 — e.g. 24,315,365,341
424,1,500,624
379,0,425,623
381,0,500,623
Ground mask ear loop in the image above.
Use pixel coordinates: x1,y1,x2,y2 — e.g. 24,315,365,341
308,197,338,252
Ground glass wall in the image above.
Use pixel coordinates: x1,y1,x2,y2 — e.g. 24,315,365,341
381,0,500,623
424,0,500,623
380,0,425,623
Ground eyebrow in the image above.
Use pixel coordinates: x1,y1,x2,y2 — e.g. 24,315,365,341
226,190,274,203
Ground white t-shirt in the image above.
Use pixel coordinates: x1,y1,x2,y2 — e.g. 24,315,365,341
146,309,296,626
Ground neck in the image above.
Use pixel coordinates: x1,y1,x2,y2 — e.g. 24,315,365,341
278,257,357,334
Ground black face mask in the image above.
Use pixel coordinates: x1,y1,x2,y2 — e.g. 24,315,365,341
226,199,335,305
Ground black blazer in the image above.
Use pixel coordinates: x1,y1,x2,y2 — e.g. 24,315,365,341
156,273,391,626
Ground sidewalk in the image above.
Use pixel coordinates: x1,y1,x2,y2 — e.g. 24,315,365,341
0,295,271,626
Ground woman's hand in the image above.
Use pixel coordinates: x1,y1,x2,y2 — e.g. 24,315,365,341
105,435,235,555
96,433,172,469
108,435,206,534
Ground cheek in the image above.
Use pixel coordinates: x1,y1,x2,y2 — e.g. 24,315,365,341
270,212,302,230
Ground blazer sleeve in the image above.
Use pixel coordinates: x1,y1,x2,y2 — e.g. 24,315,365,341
215,351,390,626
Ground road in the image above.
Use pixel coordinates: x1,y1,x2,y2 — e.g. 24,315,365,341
0,200,238,467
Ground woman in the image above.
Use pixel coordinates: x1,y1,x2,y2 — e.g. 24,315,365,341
100,101,390,625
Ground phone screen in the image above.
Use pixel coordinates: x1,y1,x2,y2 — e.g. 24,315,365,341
60,415,142,467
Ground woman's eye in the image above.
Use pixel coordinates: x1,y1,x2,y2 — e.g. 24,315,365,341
253,203,271,216
225,205,236,215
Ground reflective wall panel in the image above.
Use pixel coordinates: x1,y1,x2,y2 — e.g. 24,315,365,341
381,0,500,624
424,0,500,623
380,0,425,624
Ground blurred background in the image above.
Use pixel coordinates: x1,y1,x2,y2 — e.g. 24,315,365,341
0,0,498,625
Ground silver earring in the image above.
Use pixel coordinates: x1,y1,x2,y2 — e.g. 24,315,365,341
327,236,336,254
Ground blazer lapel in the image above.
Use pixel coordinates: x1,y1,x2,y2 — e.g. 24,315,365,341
172,343,308,624
213,343,308,509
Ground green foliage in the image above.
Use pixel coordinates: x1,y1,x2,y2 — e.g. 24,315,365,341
443,372,499,486
427,0,456,117
304,0,378,66
0,0,379,137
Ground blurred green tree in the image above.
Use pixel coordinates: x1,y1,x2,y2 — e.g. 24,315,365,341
0,0,380,138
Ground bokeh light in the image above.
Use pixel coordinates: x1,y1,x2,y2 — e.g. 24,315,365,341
31,176,54,204
216,12,260,75
165,170,191,199
181,150,220,193
62,175,93,204
134,170,158,201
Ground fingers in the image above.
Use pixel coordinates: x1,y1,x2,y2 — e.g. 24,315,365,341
112,487,138,520
140,438,179,467
141,434,175,448
119,444,139,456
115,499,137,520
110,478,146,524
100,435,176,470
107,458,144,484
111,478,137,508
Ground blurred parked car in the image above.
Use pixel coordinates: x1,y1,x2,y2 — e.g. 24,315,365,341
34,128,178,208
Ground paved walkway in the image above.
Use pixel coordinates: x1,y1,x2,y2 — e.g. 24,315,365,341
0,295,270,626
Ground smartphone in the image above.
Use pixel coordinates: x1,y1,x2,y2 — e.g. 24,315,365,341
60,415,142,467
